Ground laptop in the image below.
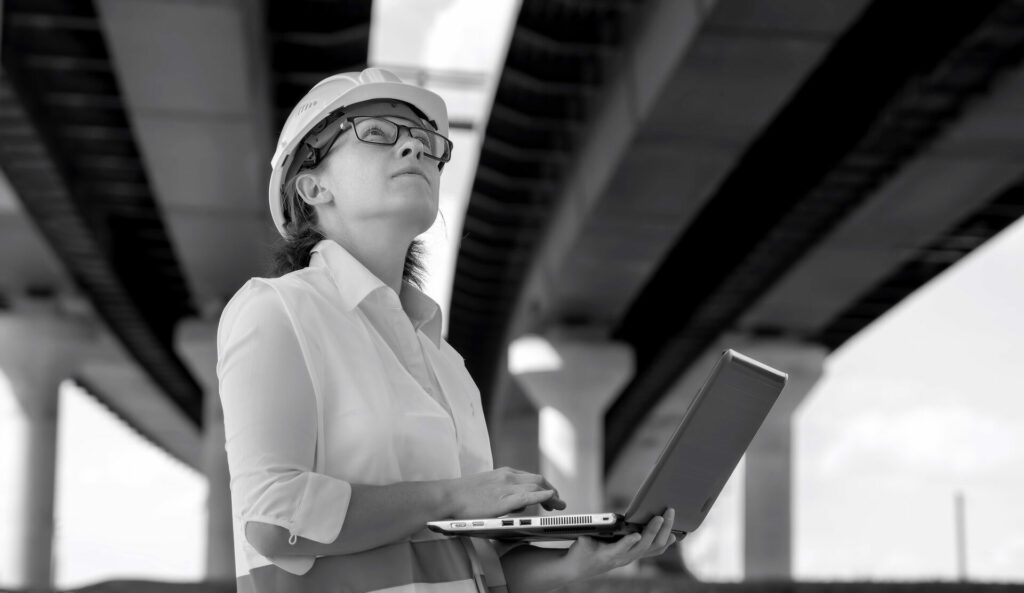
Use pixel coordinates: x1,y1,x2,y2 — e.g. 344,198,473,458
426,349,788,542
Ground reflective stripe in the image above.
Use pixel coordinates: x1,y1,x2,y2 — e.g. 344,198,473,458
237,536,478,593
463,537,507,593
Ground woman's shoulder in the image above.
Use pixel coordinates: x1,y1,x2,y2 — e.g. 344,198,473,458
219,269,331,330
217,278,287,345
226,268,329,310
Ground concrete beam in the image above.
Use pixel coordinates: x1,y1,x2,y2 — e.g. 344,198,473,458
513,0,712,335
488,0,714,450
96,0,277,312
740,37,1024,337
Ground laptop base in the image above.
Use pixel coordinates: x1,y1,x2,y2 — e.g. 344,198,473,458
427,513,687,542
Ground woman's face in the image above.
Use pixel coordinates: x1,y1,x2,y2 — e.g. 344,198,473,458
304,104,442,239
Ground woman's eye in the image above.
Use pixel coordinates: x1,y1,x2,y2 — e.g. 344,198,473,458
366,126,386,137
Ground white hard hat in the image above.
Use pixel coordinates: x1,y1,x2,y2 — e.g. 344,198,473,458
268,67,449,238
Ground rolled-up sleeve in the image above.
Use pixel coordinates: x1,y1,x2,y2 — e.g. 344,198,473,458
217,281,352,567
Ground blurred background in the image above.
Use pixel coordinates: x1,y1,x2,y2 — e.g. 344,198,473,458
1,0,1023,590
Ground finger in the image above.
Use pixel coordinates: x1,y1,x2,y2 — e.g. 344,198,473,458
520,489,556,509
535,474,558,492
576,534,600,548
636,514,664,551
655,534,679,556
652,508,675,548
499,484,541,509
541,484,565,508
509,482,564,511
610,532,643,555
537,482,565,509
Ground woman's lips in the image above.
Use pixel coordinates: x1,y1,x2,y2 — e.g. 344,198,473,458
393,168,429,183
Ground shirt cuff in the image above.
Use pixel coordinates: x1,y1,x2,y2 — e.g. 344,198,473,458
290,472,353,543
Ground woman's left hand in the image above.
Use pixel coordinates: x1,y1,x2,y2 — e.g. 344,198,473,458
562,507,677,580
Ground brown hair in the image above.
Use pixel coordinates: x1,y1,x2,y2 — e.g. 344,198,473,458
270,176,428,288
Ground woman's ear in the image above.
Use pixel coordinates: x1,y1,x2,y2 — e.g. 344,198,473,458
294,173,334,206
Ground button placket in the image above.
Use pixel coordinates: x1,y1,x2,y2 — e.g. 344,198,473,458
418,337,462,448
373,298,459,443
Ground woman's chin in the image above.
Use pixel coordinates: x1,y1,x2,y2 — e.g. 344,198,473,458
399,204,439,236
406,197,439,227
373,191,438,230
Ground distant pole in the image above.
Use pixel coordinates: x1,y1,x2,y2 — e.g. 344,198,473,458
955,491,967,581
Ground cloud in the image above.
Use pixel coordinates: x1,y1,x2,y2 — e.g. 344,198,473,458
814,404,1022,479
989,534,1024,580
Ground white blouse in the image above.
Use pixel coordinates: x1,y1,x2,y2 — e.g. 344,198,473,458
216,239,502,592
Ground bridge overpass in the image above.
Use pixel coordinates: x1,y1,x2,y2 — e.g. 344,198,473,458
2,0,1023,588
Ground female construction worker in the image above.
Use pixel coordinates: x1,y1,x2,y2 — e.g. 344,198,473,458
216,68,677,593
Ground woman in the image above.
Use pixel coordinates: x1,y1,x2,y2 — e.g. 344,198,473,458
216,68,677,593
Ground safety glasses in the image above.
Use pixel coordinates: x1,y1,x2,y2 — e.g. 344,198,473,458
297,115,452,171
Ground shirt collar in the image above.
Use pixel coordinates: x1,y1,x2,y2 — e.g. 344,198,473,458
310,239,443,347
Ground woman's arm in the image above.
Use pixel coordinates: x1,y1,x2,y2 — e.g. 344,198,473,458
247,468,566,557
245,480,448,557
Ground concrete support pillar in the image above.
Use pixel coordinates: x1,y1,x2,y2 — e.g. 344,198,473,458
731,337,826,580
175,318,233,582
0,312,93,590
508,333,634,515
491,401,541,475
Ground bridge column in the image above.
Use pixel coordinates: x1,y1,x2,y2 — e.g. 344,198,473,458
175,318,233,582
732,337,826,580
490,396,541,475
508,333,634,515
0,311,93,590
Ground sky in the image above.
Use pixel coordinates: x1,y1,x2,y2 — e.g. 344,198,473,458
682,213,1024,583
792,213,1024,582
1,0,1023,587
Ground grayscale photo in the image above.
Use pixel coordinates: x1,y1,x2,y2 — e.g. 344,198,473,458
0,1,1022,592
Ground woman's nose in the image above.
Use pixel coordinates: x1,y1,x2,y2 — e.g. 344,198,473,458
397,131,423,159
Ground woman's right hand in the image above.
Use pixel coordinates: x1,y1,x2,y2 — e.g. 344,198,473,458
441,466,567,518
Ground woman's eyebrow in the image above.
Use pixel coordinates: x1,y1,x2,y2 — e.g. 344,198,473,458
377,115,425,127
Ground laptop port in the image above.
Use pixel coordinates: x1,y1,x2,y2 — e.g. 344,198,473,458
472,521,484,526
502,520,514,526
519,519,532,526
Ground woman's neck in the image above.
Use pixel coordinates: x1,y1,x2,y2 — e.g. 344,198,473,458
325,230,409,297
